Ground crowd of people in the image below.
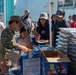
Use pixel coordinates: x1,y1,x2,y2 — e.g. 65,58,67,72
0,8,76,74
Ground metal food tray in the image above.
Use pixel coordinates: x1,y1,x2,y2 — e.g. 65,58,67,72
56,37,69,43
69,57,76,63
55,49,67,56
59,28,70,33
71,32,76,38
57,41,69,46
59,32,70,38
55,46,67,51
56,47,68,53
57,34,68,39
69,44,76,48
69,38,76,42
56,44,68,49
68,48,76,51
58,31,70,36
59,28,76,33
69,46,76,49
58,40,69,45
68,50,76,55
59,35,68,39
59,37,69,42
69,53,76,58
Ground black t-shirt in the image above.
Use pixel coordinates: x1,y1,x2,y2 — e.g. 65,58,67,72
37,24,49,40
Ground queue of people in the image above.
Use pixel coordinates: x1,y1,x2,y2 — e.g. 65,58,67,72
0,8,76,75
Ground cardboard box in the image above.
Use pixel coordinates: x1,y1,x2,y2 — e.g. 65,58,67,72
20,50,70,75
42,50,71,75
20,50,43,75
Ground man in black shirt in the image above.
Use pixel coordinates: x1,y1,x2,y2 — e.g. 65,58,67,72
53,9,68,47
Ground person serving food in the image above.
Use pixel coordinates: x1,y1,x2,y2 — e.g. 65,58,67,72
36,12,53,44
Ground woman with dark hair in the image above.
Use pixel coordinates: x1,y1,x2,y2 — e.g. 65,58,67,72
37,17,49,40
36,12,53,44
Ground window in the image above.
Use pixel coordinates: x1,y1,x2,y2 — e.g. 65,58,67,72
64,0,73,6
58,0,73,7
74,0,76,8
0,0,4,12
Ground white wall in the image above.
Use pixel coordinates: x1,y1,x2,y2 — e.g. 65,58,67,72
15,0,49,21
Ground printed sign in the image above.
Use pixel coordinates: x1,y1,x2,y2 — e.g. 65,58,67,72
23,58,40,75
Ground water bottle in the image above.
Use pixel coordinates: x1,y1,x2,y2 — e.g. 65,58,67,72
37,34,41,40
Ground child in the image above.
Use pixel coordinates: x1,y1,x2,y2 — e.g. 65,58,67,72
17,26,33,53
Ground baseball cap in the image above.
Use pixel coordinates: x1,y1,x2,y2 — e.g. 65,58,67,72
25,9,30,13
10,15,25,26
72,14,76,21
56,9,65,18
39,12,48,20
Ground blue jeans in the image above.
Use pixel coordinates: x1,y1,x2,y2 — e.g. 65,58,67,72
12,69,21,75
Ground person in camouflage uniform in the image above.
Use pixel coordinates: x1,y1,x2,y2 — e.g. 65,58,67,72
0,15,29,57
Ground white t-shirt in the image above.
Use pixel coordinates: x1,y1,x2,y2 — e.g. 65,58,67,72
17,36,32,47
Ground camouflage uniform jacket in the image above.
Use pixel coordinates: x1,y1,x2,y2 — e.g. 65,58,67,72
0,26,18,56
